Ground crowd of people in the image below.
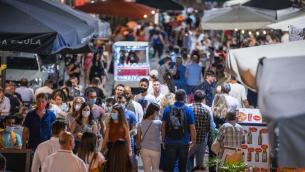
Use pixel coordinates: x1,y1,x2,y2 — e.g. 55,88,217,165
0,76,247,172
0,6,289,172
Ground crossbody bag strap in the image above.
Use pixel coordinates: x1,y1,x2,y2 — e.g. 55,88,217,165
141,121,153,143
89,152,98,170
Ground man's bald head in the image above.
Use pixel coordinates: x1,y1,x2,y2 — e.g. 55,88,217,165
59,132,74,150
124,86,131,93
124,86,133,101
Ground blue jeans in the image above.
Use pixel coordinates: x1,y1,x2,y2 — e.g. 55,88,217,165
165,144,189,172
187,141,207,171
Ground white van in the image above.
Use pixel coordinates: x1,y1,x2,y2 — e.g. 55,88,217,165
2,52,48,88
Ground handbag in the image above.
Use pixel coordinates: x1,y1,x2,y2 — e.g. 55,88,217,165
222,147,243,164
211,138,221,155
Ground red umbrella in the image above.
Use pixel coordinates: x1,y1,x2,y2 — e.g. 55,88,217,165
76,0,155,19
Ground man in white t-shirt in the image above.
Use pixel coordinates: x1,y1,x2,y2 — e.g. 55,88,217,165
150,79,164,106
148,69,169,95
42,132,87,172
228,76,249,108
32,120,66,172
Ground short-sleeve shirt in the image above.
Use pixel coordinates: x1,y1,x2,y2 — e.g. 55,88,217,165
229,83,247,108
217,122,245,149
91,104,105,120
197,80,216,107
186,63,202,86
23,109,56,150
162,102,195,145
139,119,162,151
135,94,156,112
124,110,137,128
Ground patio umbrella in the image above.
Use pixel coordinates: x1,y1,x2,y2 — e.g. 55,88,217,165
201,5,300,30
0,0,99,54
136,0,184,11
76,0,155,19
244,0,293,10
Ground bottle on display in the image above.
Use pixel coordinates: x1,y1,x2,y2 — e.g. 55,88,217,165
247,150,252,162
255,151,260,162
242,151,245,162
247,129,252,144
248,113,252,121
258,130,263,145
262,148,268,162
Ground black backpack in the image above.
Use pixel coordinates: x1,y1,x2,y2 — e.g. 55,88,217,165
166,105,188,140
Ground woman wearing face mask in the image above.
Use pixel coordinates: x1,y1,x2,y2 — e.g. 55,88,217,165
67,97,85,131
71,102,98,151
78,132,105,172
136,103,162,172
101,104,131,158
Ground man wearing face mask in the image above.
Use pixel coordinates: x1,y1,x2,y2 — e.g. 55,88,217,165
86,89,105,136
86,89,105,120
134,78,156,112
104,97,115,114
22,93,56,150
0,115,22,149
124,86,143,123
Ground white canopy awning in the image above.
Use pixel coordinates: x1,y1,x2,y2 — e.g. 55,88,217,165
226,40,305,91
256,56,305,120
268,12,305,31
201,6,300,30
223,0,250,7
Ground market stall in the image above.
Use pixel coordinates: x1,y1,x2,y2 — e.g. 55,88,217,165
238,108,269,171
113,41,150,87
226,40,305,168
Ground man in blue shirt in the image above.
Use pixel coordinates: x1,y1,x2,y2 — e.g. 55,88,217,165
162,89,196,172
22,93,56,150
186,55,202,94
196,71,217,107
175,57,187,91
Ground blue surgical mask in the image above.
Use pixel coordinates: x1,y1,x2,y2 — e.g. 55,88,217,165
88,98,97,106
111,113,118,121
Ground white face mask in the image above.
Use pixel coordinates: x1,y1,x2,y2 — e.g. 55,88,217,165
82,111,90,117
74,104,81,111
